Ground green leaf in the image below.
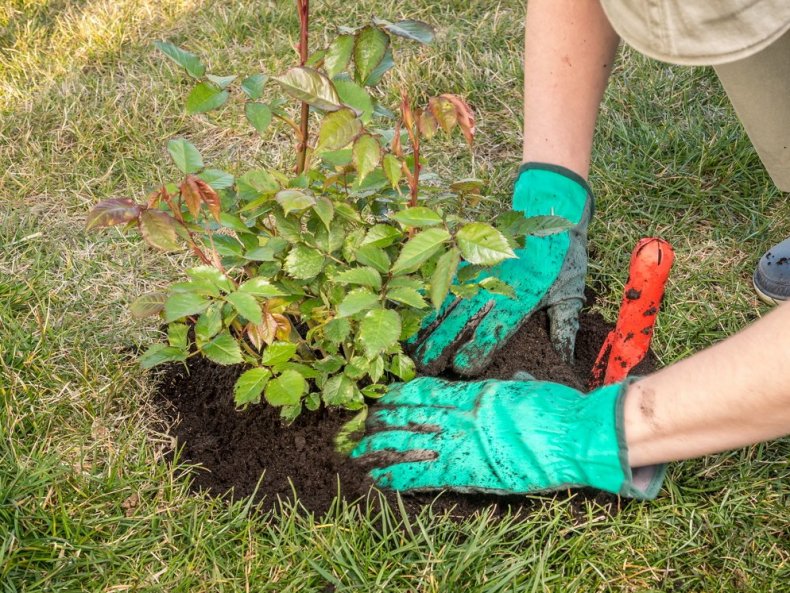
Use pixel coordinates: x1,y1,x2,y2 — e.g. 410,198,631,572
186,266,233,292
455,223,516,265
334,408,367,454
305,392,321,411
199,168,234,189
261,341,298,366
320,149,353,168
241,73,268,99
386,287,427,309
140,344,187,369
334,202,362,223
479,277,516,298
390,353,416,381
129,292,166,319
219,213,249,234
186,82,229,114
194,304,222,344
334,77,374,122
512,214,574,237
392,207,442,227
324,34,354,78
400,308,427,340
430,247,460,309
378,19,435,44
359,309,401,358
355,244,390,274
234,368,271,406
238,277,286,298
315,108,361,152
391,228,451,275
324,318,351,343
361,224,401,248
322,374,355,406
167,138,203,174
237,169,279,200
337,288,379,317
354,27,389,84
364,47,394,86
450,283,480,298
382,154,402,189
314,355,344,373
201,331,243,365
333,266,382,290
245,102,272,135
265,370,306,406
275,189,315,215
155,40,205,78
140,210,179,251
450,178,484,194
85,199,142,230
312,196,334,229
206,73,236,89
352,134,380,183
369,356,385,383
273,67,342,111
168,323,189,349
344,356,369,380
226,291,263,324
279,404,302,423
284,244,325,280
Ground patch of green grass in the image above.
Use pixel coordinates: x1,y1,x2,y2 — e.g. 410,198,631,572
2,0,790,590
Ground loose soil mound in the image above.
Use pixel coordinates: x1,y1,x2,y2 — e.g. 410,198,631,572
154,306,655,517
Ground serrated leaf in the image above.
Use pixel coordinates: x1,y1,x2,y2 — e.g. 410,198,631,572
333,266,382,290
450,178,484,194
390,353,416,381
265,369,305,406
139,344,187,369
386,287,427,308
378,19,435,43
155,40,205,78
167,138,203,174
352,134,380,183
455,222,515,265
261,341,298,366
273,67,342,111
324,318,351,343
202,331,243,365
439,93,475,145
234,368,271,406
140,210,180,251
206,74,236,89
238,277,287,298
369,356,385,383
361,223,401,248
245,102,272,135
334,77,374,122
186,82,229,114
284,244,325,280
354,27,389,84
364,47,393,86
337,288,379,317
322,373,355,406
86,199,142,230
355,244,390,273
382,154,402,189
130,292,166,319
344,356,369,380
325,34,354,78
226,291,263,324
219,213,249,234
275,189,315,215
391,228,451,275
479,277,516,298
237,169,279,200
168,323,189,349
359,309,401,358
241,73,268,99
165,292,210,322
418,109,438,139
195,304,222,344
314,355,344,373
392,207,442,227
199,168,234,189
429,96,457,133
316,108,361,152
186,266,233,292
312,196,334,229
430,247,460,309
450,283,480,298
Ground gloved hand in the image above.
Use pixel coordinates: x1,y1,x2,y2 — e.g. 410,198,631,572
409,163,592,376
351,377,665,499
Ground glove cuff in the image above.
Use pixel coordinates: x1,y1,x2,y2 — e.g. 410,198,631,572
513,162,594,223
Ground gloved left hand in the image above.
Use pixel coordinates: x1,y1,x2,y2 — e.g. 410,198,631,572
351,377,665,499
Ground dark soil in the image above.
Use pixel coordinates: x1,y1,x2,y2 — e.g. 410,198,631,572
154,305,656,518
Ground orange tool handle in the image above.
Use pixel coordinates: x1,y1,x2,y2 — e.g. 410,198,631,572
590,238,674,389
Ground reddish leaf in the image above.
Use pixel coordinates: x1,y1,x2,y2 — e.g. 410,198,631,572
440,93,475,145
194,176,221,222
139,210,180,251
86,199,142,230
180,176,202,218
417,108,437,140
272,313,291,341
429,97,457,134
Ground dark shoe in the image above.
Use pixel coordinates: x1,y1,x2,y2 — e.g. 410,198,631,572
753,237,790,304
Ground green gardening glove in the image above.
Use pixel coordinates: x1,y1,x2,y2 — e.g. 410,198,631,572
409,163,592,376
351,377,665,499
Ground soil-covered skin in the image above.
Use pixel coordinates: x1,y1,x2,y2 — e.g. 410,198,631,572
154,306,656,518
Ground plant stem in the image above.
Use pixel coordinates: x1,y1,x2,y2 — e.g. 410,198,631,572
295,0,310,174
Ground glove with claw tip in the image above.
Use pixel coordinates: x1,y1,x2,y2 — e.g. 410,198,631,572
350,377,666,499
408,163,592,377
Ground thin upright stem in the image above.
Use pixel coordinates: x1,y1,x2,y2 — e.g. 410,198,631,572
295,0,310,174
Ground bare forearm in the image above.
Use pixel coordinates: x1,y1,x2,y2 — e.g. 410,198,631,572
522,0,620,177
625,301,790,466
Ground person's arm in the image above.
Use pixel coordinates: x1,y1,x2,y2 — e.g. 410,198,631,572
625,300,790,466
522,0,620,177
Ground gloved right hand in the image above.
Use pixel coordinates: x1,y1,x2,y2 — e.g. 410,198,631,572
409,163,593,376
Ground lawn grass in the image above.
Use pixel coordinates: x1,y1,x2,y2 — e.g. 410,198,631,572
2,0,790,590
